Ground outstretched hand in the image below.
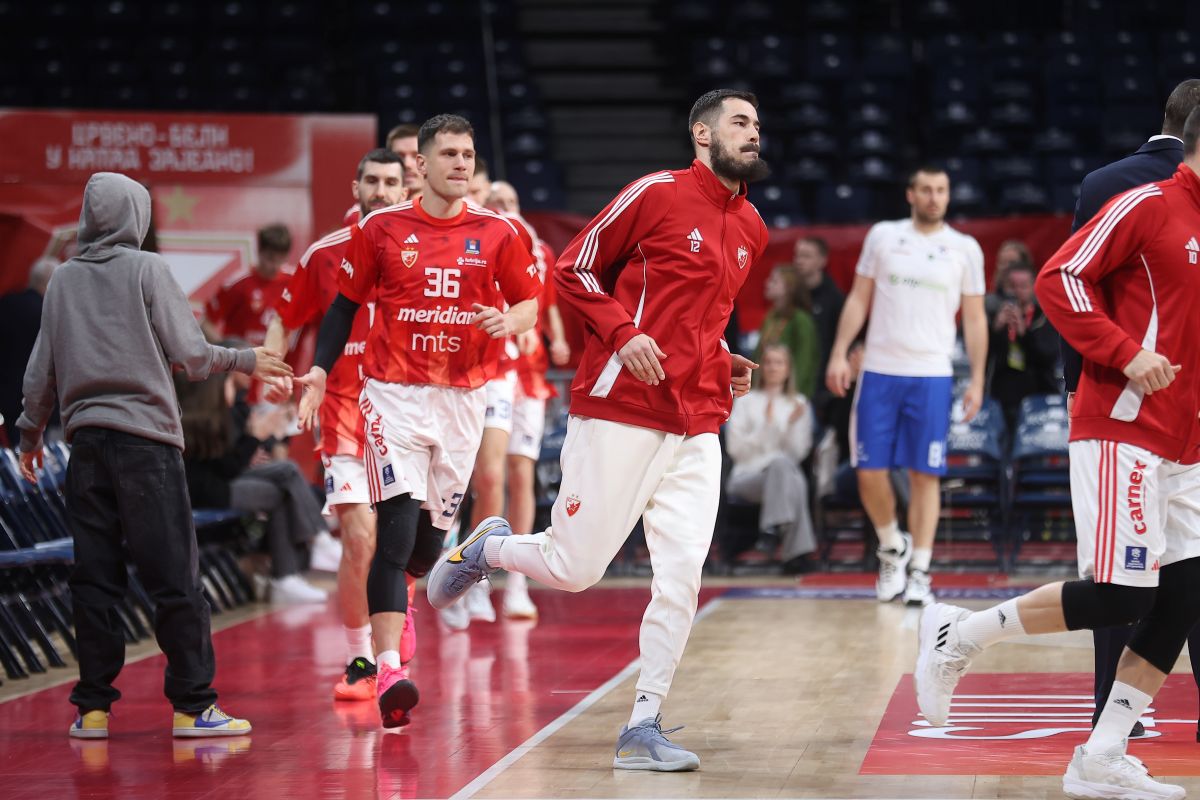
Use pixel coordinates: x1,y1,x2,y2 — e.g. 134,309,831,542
731,354,758,397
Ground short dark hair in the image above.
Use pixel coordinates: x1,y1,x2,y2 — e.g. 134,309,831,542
385,123,420,148
1005,259,1036,277
257,223,291,254
797,235,828,258
907,164,948,187
356,147,402,180
418,114,474,153
1184,106,1200,157
1163,79,1200,138
688,89,759,135
475,155,489,178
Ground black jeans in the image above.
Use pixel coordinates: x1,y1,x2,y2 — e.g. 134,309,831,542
65,427,217,713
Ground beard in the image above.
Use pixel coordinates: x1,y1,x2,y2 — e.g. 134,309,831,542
711,134,771,184
913,206,946,226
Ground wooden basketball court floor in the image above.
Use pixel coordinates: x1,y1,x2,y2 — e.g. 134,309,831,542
2,574,1199,800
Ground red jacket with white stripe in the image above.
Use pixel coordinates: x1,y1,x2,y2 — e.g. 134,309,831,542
1035,164,1200,463
554,160,769,435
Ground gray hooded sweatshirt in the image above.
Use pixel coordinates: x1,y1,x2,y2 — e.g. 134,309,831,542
17,172,256,452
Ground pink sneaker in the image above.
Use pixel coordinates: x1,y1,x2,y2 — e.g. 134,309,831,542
377,663,419,729
400,577,417,665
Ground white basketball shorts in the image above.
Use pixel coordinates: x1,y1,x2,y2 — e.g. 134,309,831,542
321,453,370,507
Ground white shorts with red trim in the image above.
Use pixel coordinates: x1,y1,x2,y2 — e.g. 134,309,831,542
483,371,516,433
321,454,371,506
507,384,546,461
1069,439,1200,587
359,379,487,531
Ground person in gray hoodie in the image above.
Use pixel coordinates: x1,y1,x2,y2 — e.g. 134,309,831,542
16,172,292,740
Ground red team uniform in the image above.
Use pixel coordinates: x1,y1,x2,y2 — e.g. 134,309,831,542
1036,166,1200,587
339,197,540,526
205,270,289,345
276,225,374,505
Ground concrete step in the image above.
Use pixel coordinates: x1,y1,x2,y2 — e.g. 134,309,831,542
556,134,688,162
566,160,689,189
518,5,662,35
549,105,680,135
535,71,676,102
524,38,663,70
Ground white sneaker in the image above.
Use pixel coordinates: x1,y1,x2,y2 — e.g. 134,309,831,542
465,581,496,623
1063,742,1185,800
270,574,328,604
309,531,342,573
438,600,470,631
502,584,538,620
914,602,978,726
876,532,912,602
903,569,935,607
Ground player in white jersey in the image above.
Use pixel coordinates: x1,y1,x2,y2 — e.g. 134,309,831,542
825,166,988,606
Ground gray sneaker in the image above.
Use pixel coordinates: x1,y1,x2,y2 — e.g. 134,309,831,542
613,714,700,772
426,516,511,610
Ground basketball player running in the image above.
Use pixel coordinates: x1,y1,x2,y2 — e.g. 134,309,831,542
915,109,1200,800
264,148,409,701
294,114,540,729
427,89,768,771
825,166,988,607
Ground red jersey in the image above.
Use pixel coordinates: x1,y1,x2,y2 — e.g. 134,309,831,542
514,237,558,400
205,269,289,345
339,197,541,389
277,226,372,458
555,160,768,435
1036,165,1200,463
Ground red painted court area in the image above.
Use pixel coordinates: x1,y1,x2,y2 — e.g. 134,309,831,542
863,672,1200,775
0,588,676,800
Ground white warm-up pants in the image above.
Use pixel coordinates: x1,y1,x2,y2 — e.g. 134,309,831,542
496,415,721,697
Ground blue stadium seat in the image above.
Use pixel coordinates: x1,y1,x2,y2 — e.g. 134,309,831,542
790,130,838,157
780,104,833,132
860,34,910,78
1032,128,1079,154
961,128,1009,155
998,182,1050,213
949,181,988,215
987,155,1037,182
932,101,978,132
805,32,856,80
815,183,871,224
753,185,803,216
783,157,832,185
1050,184,1081,214
848,129,892,156
849,157,896,184
989,101,1036,131
779,82,826,105
1046,155,1102,185
943,156,983,185
848,103,892,128
990,79,1036,104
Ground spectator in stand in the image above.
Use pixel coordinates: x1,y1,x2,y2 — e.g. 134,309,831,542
986,239,1034,319
987,260,1061,432
175,369,328,604
725,343,816,571
791,236,844,386
204,224,293,345
756,263,820,399
0,257,57,447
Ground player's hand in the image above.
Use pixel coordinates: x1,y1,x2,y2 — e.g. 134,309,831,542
516,328,540,355
549,338,571,366
251,347,293,381
471,304,512,339
619,334,668,385
19,448,42,484
825,354,853,398
1122,349,1181,395
961,380,984,423
730,353,757,398
261,375,294,403
293,367,328,431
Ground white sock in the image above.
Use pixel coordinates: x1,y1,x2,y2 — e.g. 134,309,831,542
506,571,528,593
377,649,401,670
876,521,901,552
630,691,663,726
344,624,373,664
1088,681,1151,752
957,599,1025,649
484,535,506,568
911,547,932,573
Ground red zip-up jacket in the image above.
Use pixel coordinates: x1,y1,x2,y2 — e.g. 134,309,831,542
554,159,768,435
1035,164,1200,463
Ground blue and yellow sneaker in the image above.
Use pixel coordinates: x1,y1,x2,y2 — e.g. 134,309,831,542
173,704,252,738
426,516,511,610
68,710,110,739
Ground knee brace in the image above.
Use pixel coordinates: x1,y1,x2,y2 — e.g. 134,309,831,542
1128,558,1200,673
405,513,443,579
1061,579,1156,631
366,494,420,615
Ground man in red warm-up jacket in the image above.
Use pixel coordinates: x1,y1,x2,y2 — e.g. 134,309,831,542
427,89,769,771
913,108,1200,800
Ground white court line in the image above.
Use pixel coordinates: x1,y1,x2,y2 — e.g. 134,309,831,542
449,597,725,800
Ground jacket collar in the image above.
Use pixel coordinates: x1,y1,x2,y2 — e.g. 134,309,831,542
691,159,747,210
1175,163,1200,211
1136,138,1184,156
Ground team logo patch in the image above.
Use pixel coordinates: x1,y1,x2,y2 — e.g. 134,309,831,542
565,494,581,516
401,248,418,268
324,475,335,494
382,464,396,486
465,238,481,255
737,244,749,269
1125,546,1148,571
